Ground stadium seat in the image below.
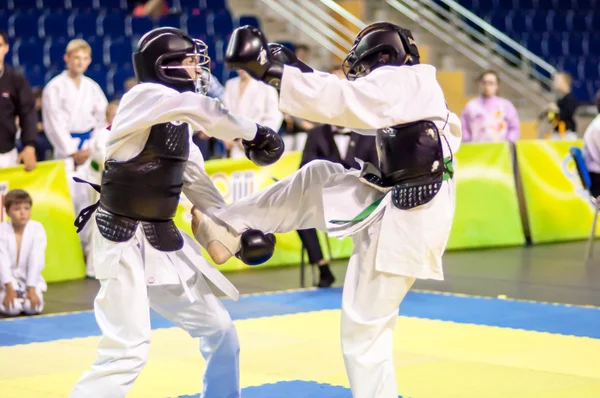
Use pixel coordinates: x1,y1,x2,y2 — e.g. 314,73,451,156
108,37,133,66
186,14,209,39
541,33,564,57
207,38,218,63
44,0,68,10
0,11,9,34
460,0,480,12
205,0,227,12
570,12,590,33
70,11,99,38
521,33,543,57
99,11,126,38
566,34,587,56
68,0,95,11
9,11,41,40
158,15,183,29
211,10,234,38
508,11,529,34
45,38,68,68
589,34,600,56
572,80,588,100
238,15,260,29
85,64,109,96
98,0,127,11
41,11,70,39
527,11,547,32
559,57,580,79
574,0,597,9
14,39,44,68
492,0,514,11
108,64,134,97
24,65,46,88
583,58,600,80
8,0,41,11
86,36,105,66
127,16,155,38
517,0,537,9
548,11,571,32
179,0,203,11
486,12,508,32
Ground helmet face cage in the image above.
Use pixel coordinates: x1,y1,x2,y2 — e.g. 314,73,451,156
157,39,211,94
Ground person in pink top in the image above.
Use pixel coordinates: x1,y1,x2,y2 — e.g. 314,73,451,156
460,70,520,142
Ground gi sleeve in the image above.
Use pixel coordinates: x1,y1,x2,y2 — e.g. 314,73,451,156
459,104,472,142
42,83,80,156
16,74,38,148
182,135,227,213
279,64,449,130
26,223,46,288
112,84,257,144
0,227,15,288
261,85,283,132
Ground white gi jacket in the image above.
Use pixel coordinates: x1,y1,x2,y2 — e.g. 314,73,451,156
279,64,463,280
583,114,600,173
0,221,47,292
222,77,283,132
42,71,108,161
90,83,258,300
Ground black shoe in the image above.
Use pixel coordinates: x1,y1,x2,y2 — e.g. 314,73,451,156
317,264,335,288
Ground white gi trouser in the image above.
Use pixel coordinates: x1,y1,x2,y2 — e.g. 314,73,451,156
70,228,240,398
0,148,18,168
213,160,425,398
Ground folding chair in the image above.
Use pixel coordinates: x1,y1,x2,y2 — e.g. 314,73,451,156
570,146,599,261
299,231,335,287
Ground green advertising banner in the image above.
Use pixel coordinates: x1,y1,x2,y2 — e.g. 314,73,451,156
0,161,85,283
516,139,595,243
447,142,525,249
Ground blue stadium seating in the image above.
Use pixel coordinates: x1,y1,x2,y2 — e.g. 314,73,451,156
10,11,41,39
239,15,260,29
186,14,209,39
86,36,105,66
206,0,227,12
68,0,95,11
46,38,68,68
85,64,109,95
127,16,155,38
571,12,590,33
71,12,99,38
0,11,9,34
178,0,203,11
211,10,234,38
108,64,134,97
24,65,46,88
100,12,126,38
108,38,133,67
8,0,41,11
158,15,183,29
14,39,45,68
42,11,70,39
98,0,127,12
45,0,68,9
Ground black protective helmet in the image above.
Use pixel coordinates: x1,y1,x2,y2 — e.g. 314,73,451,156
133,27,211,93
342,22,420,81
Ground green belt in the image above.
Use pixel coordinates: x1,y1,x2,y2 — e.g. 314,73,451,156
329,157,453,225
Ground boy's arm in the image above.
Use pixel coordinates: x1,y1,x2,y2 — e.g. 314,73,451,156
26,223,46,288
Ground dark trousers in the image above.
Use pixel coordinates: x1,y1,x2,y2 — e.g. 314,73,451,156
589,172,600,198
297,228,325,265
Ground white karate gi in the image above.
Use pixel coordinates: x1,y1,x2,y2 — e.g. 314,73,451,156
0,220,47,316
222,76,283,159
42,71,108,260
0,148,18,168
70,82,258,398
212,64,463,398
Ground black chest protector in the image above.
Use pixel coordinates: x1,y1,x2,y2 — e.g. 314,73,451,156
362,120,453,210
74,122,190,252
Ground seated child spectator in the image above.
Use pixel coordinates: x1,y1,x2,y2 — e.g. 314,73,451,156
0,189,47,316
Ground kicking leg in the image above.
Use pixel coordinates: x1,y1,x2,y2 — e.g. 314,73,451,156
149,272,240,398
341,226,415,398
194,160,344,262
71,236,151,398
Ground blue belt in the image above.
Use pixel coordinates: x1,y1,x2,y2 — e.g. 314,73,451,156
71,129,93,150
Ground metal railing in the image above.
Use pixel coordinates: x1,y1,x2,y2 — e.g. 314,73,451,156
385,0,555,109
259,0,366,59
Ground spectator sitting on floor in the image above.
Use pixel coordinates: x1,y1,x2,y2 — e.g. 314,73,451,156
295,65,379,288
583,90,600,197
0,189,47,316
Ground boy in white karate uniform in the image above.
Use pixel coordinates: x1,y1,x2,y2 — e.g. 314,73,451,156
69,28,283,398
0,189,47,316
193,23,463,398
